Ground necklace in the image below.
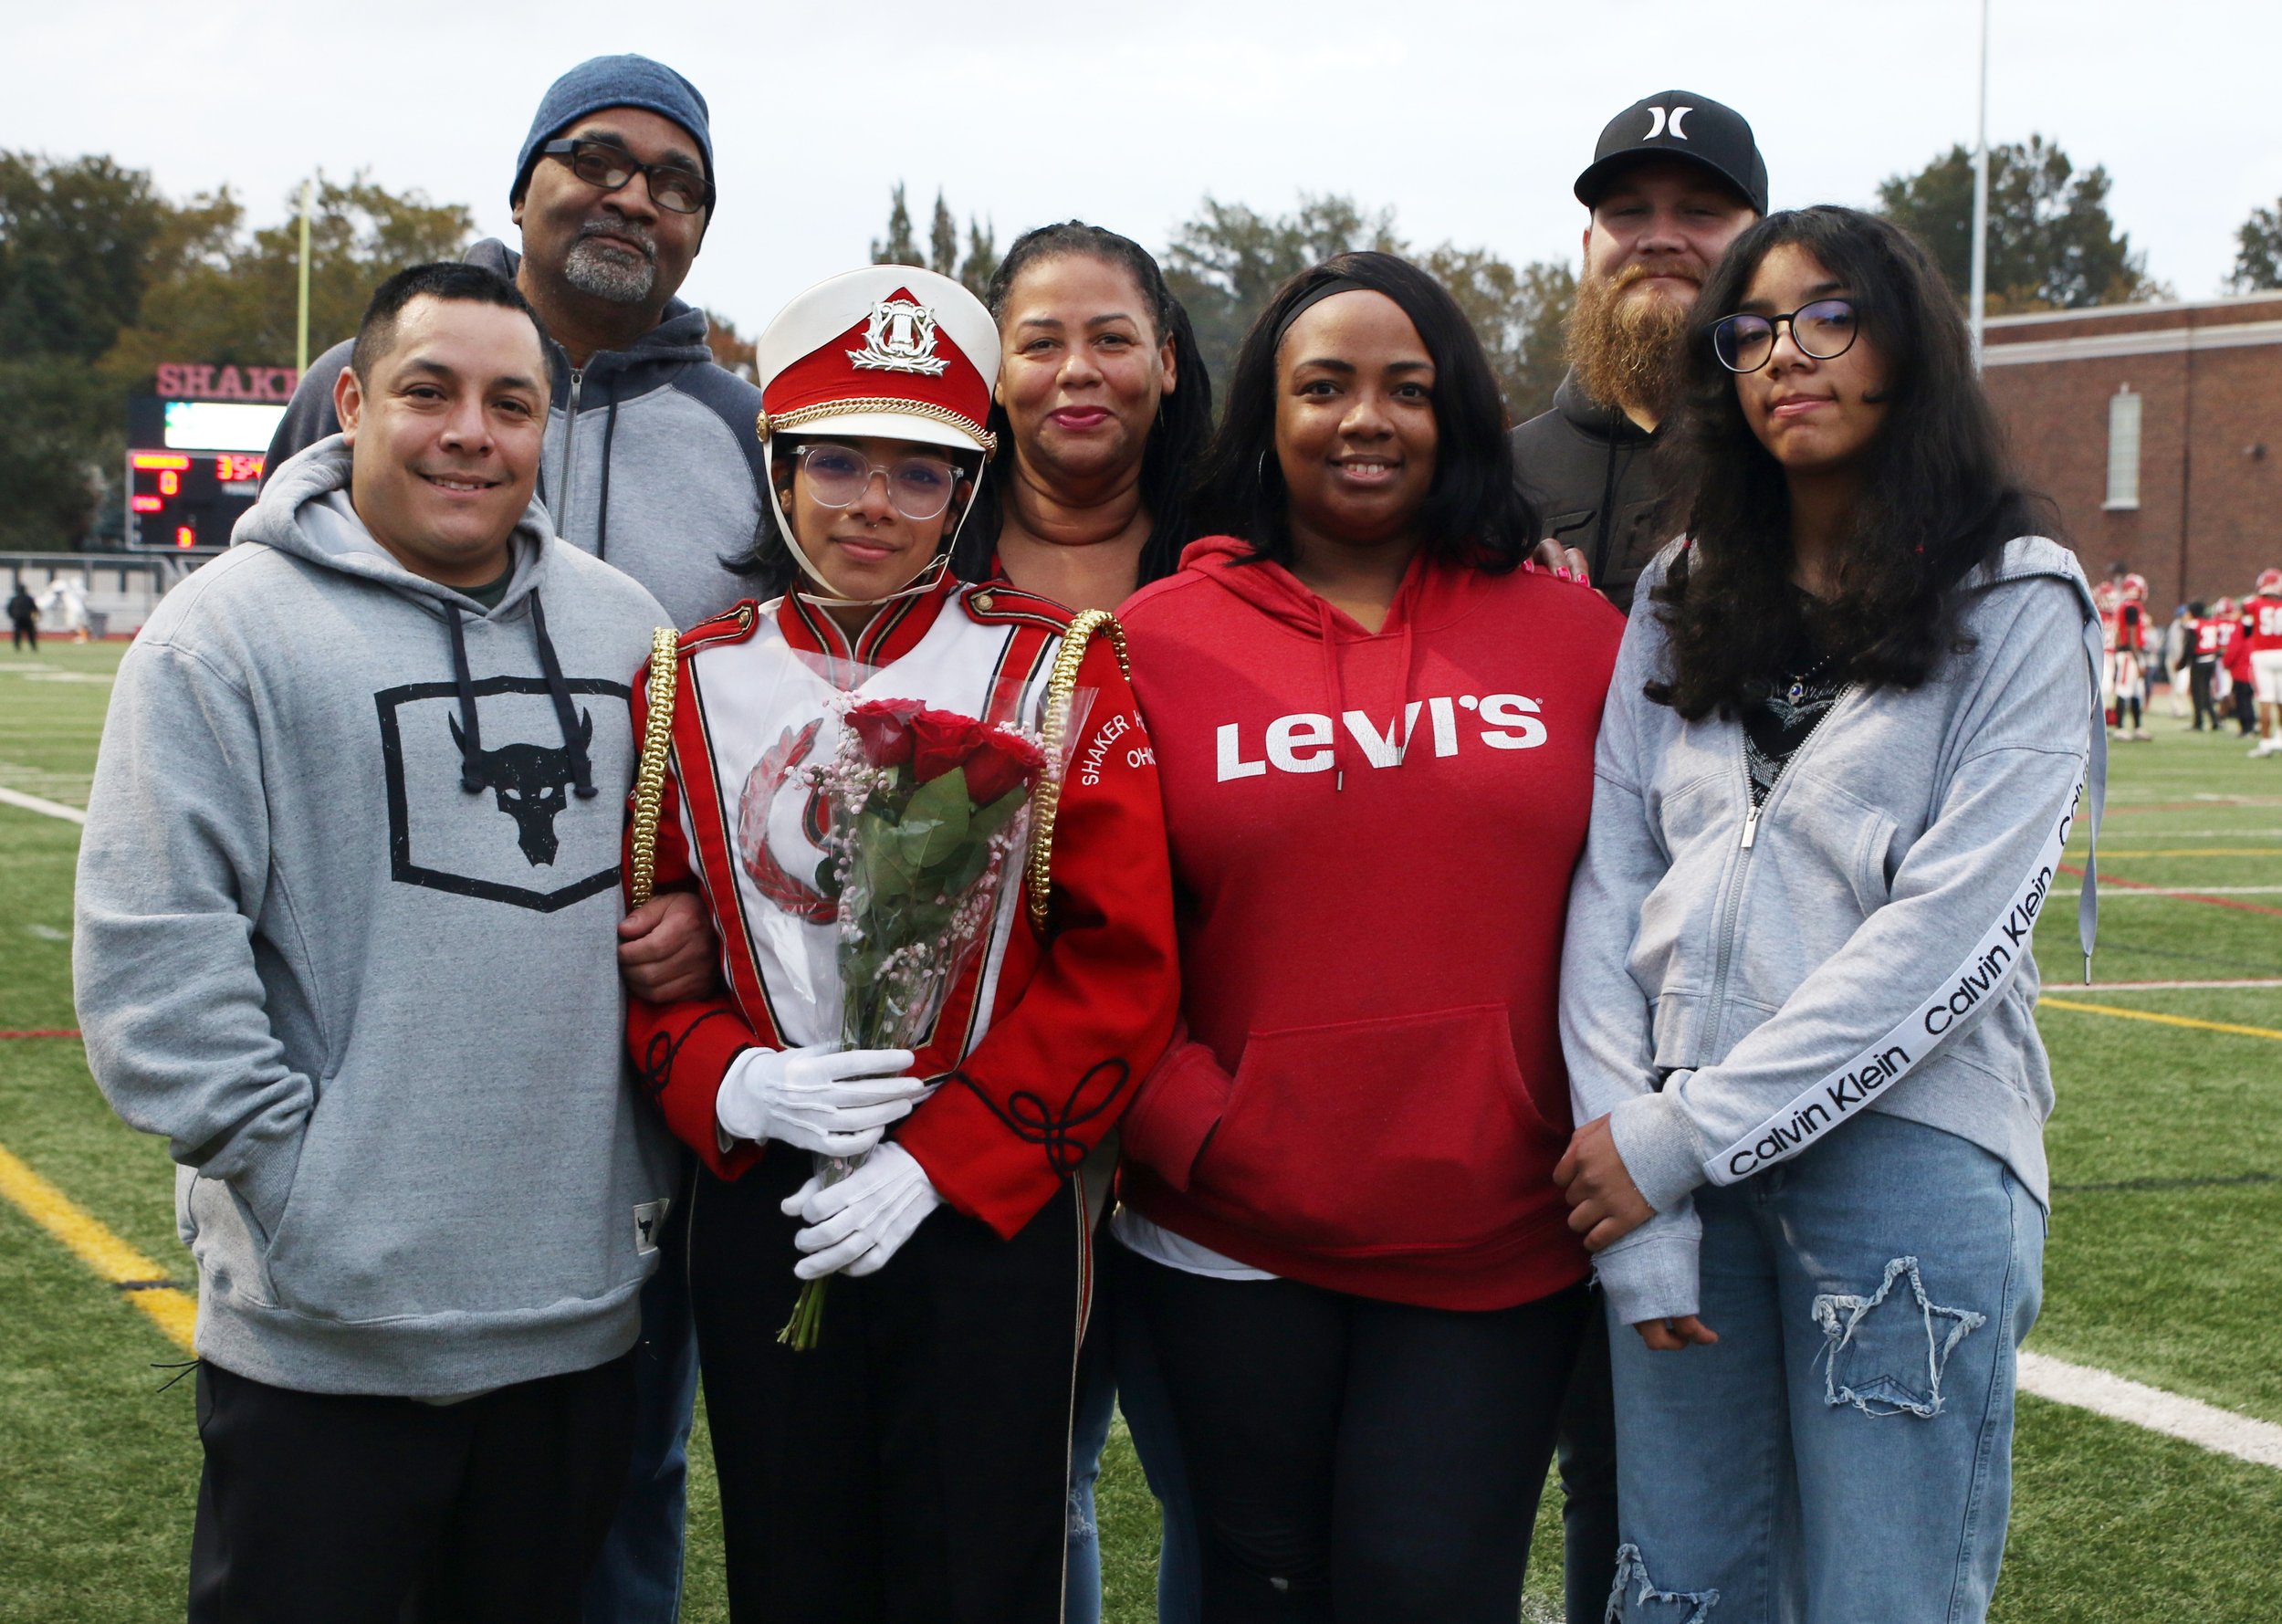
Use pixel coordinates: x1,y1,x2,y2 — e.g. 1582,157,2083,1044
1784,652,1837,706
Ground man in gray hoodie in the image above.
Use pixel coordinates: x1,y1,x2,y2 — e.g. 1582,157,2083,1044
267,57,743,1619
77,262,678,1622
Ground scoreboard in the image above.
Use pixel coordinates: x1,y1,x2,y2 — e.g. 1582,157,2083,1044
124,395,288,550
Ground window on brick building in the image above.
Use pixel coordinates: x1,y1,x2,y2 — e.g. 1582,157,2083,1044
2104,385,2141,510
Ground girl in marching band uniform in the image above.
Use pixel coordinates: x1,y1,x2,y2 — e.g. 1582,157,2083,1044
623,265,1178,1624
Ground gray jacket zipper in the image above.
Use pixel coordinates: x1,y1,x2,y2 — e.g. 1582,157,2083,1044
1703,685,1855,1024
554,367,584,540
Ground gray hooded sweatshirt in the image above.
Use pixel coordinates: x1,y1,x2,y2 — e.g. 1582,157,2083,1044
74,438,679,1397
1560,537,2104,1326
265,238,769,631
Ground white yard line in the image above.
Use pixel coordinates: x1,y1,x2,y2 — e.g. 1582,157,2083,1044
2101,831,2282,840
2072,979,2282,991
2057,885,2282,896
0,786,86,825
2017,1352,2282,1470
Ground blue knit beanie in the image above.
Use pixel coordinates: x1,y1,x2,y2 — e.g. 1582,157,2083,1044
510,55,714,210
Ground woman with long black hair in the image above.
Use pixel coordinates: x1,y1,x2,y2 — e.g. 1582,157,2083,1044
958,217,1215,1624
1114,249,1624,1621
958,220,1212,607
1556,205,2105,1623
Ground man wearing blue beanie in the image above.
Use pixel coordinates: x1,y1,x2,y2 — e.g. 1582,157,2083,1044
260,53,752,1624
268,53,759,635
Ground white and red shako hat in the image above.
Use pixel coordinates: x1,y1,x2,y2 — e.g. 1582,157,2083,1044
756,265,999,456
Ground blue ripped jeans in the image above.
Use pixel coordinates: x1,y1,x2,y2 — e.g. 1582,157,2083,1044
1606,1113,2044,1624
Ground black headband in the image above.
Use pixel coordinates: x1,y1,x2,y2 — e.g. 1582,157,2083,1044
1271,276,1374,351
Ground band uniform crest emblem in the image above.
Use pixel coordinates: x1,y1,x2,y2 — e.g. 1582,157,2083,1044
848,299,949,376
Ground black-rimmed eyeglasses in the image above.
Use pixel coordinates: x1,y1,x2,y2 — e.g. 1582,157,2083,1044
539,138,714,216
1711,299,1860,373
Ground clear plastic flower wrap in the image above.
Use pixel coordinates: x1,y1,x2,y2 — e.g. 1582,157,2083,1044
733,662,1097,1348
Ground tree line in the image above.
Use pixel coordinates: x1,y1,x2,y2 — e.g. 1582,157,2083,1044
0,156,753,551
3,139,2274,551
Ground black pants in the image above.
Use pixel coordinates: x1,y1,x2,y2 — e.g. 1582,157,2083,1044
2192,659,2220,728
187,1354,635,1624
1554,1301,1620,1624
2238,679,2260,733
690,1151,1085,1624
9,618,32,652
1130,1252,1590,1623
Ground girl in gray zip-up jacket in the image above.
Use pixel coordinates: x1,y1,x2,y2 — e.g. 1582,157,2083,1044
1554,207,2105,1624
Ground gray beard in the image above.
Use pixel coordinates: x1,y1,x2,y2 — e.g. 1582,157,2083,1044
561,236,658,305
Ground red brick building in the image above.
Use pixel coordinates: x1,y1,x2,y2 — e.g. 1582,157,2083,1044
1983,292,2282,607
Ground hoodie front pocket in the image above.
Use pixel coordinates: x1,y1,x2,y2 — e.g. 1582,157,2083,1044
259,1059,633,1325
1198,1004,1564,1254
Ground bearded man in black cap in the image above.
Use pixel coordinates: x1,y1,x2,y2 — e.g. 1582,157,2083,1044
1513,92,1766,1624
1513,91,1766,615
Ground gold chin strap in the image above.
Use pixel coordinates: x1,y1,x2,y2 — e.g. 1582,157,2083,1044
1026,609,1131,934
627,625,681,909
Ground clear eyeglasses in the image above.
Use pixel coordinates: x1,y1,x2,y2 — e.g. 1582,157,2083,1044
794,443,965,522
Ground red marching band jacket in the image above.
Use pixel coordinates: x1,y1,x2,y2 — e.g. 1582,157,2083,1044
623,573,1180,1239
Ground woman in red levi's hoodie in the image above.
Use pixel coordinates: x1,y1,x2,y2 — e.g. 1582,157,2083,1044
1115,251,1625,1623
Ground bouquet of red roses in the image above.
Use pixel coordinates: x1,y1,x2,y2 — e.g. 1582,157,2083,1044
779,697,1048,1348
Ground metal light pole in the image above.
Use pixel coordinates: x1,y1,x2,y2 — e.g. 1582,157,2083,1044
1969,0,1992,372
295,178,313,374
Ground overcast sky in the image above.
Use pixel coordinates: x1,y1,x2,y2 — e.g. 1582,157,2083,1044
16,0,2280,342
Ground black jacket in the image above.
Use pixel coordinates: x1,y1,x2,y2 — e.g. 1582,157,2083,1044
1510,368,1674,615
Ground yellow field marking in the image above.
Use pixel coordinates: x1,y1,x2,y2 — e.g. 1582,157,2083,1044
0,1143,194,1351
2041,998,2282,1044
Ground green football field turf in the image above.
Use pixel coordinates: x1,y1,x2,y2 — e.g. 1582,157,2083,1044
3,642,2278,1622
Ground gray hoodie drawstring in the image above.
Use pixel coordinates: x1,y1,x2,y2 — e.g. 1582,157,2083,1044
446,606,487,793
528,592,598,799
446,587,596,800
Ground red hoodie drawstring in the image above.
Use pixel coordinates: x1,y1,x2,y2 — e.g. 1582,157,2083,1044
1395,616,1418,764
1315,584,1422,793
1315,597,1347,791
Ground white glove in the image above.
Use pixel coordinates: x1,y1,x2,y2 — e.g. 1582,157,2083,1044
716,1043,925,1158
783,1142,943,1279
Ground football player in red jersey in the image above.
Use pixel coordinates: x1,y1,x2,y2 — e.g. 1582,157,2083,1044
2188,601,2224,730
2245,569,2282,754
2216,596,2256,734
2103,565,2153,739
2092,568,2121,727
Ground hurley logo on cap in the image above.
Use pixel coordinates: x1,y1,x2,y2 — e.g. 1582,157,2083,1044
1643,104,1694,140
850,298,948,376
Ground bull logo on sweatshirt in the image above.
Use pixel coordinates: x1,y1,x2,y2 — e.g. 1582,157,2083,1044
376,676,631,912
450,708,594,866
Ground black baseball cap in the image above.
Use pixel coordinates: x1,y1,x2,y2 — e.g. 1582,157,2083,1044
1574,90,1768,215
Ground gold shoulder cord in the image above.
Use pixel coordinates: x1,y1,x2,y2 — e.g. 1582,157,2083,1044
627,625,681,908
1027,610,1130,934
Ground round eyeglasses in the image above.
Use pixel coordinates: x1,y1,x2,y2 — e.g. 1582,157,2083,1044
1711,299,1861,373
793,443,966,523
539,138,714,216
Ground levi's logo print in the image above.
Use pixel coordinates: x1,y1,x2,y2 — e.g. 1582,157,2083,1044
376,676,633,912
1217,695,1546,780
